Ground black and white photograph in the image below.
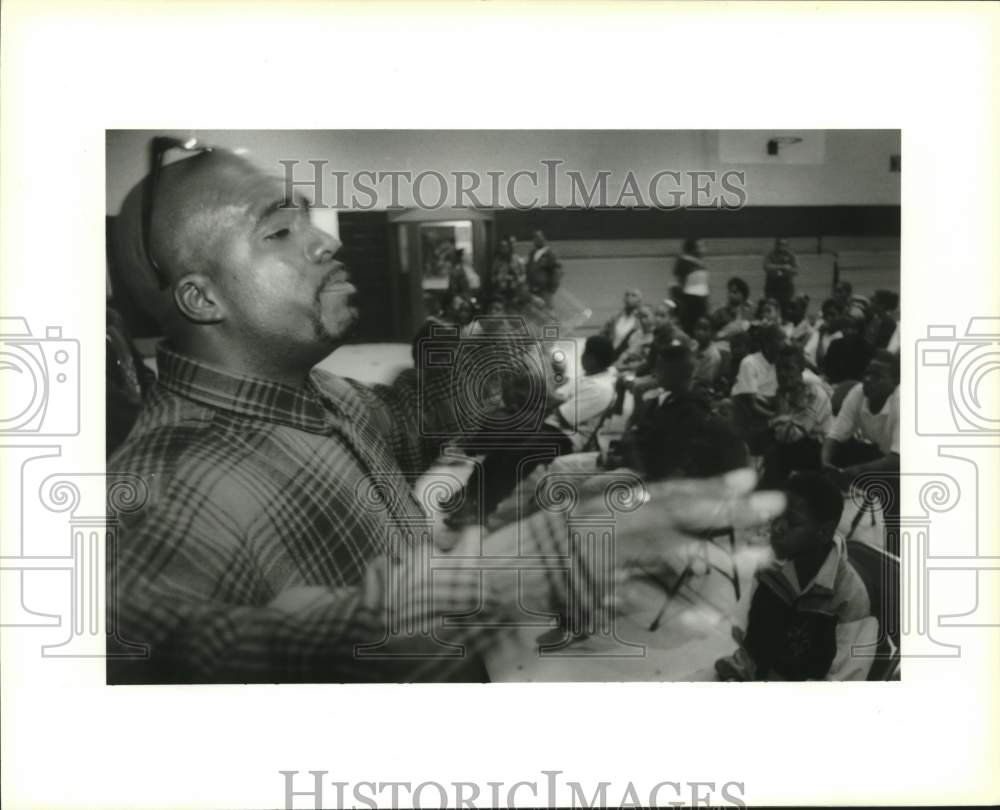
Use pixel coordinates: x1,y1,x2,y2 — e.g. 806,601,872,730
3,2,998,809
104,129,902,684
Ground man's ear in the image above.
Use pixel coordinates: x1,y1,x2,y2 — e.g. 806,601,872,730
173,273,224,324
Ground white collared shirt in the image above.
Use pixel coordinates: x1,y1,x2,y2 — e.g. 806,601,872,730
828,384,900,454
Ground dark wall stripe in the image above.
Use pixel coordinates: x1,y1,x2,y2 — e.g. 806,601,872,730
494,205,900,240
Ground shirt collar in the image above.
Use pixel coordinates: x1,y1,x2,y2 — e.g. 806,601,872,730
154,342,339,435
775,536,843,596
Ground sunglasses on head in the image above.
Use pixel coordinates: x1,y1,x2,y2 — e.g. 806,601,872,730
141,136,214,289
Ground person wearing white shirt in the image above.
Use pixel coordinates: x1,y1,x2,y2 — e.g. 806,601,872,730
822,351,901,553
731,324,784,453
672,237,710,333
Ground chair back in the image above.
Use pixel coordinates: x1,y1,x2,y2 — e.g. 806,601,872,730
846,539,901,680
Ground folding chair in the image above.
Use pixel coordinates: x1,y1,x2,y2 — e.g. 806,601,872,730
846,539,901,680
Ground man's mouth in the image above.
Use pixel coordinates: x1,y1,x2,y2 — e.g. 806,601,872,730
319,266,357,297
320,280,357,295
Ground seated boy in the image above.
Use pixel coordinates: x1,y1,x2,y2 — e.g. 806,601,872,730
715,471,875,681
822,350,900,553
759,344,833,488
731,323,785,454
711,277,754,340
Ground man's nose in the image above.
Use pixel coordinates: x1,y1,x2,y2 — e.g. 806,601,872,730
307,228,341,264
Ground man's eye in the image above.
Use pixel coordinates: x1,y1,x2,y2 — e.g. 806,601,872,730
265,228,290,241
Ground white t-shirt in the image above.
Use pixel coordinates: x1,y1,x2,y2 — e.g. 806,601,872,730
828,384,900,454
731,352,777,398
546,368,617,452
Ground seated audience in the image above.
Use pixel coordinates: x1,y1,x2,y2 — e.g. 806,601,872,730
715,471,875,681
601,288,644,359
822,350,901,554
760,345,833,488
710,277,754,340
691,316,722,393
731,324,785,454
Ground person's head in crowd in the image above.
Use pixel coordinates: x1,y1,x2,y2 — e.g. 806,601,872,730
756,297,782,325
774,237,791,252
726,277,750,309
111,146,353,384
639,412,749,482
445,293,474,326
581,334,615,375
682,237,705,258
728,330,751,369
507,235,519,251
693,316,713,349
651,327,694,394
775,344,806,392
785,295,809,326
496,238,512,258
833,280,853,308
840,298,871,336
532,230,546,249
872,289,900,317
861,350,900,410
635,305,655,335
820,298,843,326
486,299,506,316
770,471,843,561
653,299,678,330
756,323,786,364
623,288,643,314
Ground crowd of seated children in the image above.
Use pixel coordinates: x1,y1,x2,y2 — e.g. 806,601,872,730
445,235,899,549
715,470,876,681
487,328,747,528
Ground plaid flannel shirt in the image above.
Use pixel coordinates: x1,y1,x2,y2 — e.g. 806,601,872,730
108,342,587,683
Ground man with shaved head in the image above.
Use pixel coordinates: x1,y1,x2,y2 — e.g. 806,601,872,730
600,287,644,360
106,139,784,683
